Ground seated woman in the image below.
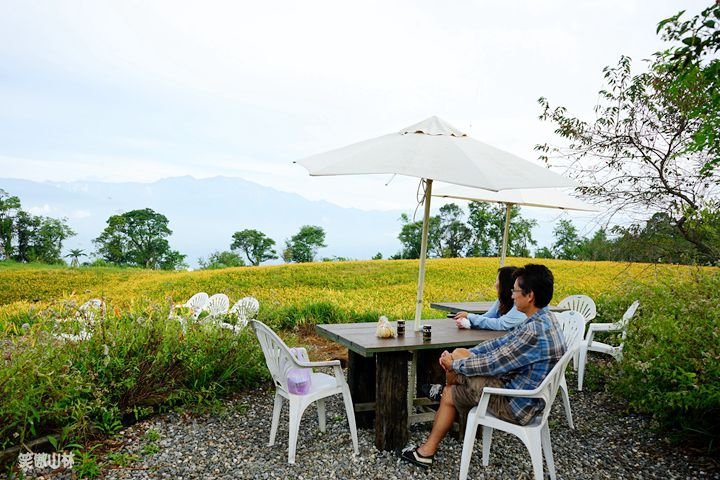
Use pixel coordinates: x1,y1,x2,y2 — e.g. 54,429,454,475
453,266,526,331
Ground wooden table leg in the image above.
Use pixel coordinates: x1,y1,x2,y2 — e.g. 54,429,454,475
375,351,409,450
347,350,376,428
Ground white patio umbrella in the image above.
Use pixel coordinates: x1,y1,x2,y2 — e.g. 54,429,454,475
433,186,598,266
296,116,576,331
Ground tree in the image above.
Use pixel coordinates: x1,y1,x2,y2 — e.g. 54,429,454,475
656,3,720,174
0,190,21,260
552,219,582,260
66,249,86,267
14,212,74,263
538,52,720,264
504,207,538,257
466,202,537,257
282,225,326,263
396,213,441,259
198,250,245,269
466,201,495,257
534,246,554,259
577,229,614,261
93,208,186,269
230,229,278,266
438,203,472,257
612,213,702,264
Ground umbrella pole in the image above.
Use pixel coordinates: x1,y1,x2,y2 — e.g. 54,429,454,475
500,203,513,267
414,178,433,331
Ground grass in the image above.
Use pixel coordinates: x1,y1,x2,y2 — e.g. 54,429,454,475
0,257,717,460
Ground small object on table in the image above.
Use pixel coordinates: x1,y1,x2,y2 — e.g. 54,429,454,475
396,320,405,336
376,315,397,338
422,324,432,342
446,312,456,318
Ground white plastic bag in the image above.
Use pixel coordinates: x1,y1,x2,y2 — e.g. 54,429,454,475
376,315,397,338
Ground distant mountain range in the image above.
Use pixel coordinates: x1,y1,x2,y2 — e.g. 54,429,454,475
0,176,405,267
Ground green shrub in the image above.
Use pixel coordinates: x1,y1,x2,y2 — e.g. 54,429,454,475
605,269,720,450
0,301,268,454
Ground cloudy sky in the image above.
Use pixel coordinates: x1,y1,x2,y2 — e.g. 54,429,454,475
0,0,708,236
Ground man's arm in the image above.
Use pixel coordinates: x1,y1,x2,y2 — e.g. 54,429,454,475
452,325,538,377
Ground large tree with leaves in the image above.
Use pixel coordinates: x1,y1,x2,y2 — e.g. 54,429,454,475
198,250,245,269
93,208,186,269
656,2,720,174
466,201,537,257
282,225,326,263
231,229,278,266
396,213,442,259
538,49,720,264
551,219,582,260
0,190,75,263
438,203,472,257
13,211,75,263
0,189,21,260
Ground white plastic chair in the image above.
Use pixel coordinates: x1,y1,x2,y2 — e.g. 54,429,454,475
229,296,260,327
557,295,597,323
557,295,597,370
204,293,230,317
459,347,577,480
554,310,586,429
577,300,640,391
250,320,359,464
184,292,209,319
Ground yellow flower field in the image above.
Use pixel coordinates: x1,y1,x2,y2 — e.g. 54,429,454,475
1,258,712,327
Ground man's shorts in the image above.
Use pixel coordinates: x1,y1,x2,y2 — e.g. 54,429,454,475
453,375,519,424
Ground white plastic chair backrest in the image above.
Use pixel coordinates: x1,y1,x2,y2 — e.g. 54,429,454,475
205,293,230,316
533,348,576,426
230,296,260,321
185,292,209,311
555,310,585,353
557,295,596,323
251,320,305,392
617,300,640,342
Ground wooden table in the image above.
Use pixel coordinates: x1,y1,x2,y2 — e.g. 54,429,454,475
315,319,504,450
431,301,567,314
430,301,496,314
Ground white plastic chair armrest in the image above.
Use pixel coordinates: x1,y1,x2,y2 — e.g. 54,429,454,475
296,359,342,369
481,386,544,398
587,322,621,333
476,385,544,417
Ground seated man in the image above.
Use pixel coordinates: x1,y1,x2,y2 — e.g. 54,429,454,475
401,263,567,469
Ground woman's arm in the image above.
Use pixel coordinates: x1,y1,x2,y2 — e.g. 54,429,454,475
467,302,526,331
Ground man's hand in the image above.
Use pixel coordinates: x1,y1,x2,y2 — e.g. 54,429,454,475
439,350,454,372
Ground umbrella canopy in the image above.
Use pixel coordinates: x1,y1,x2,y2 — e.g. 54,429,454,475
296,116,577,330
433,185,598,266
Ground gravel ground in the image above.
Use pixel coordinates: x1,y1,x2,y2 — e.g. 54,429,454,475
9,368,719,480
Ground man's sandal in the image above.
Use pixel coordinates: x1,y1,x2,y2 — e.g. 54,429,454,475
400,446,434,469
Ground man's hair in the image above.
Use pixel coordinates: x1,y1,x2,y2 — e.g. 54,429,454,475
512,264,554,308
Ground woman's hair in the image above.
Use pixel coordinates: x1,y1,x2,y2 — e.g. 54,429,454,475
497,266,519,315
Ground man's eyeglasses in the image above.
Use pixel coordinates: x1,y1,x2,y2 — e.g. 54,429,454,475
510,288,525,295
